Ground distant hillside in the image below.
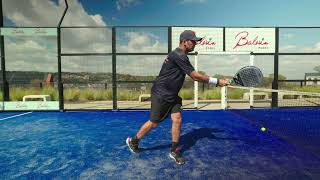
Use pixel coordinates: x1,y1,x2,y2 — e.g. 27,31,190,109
5,71,157,84
5,71,276,87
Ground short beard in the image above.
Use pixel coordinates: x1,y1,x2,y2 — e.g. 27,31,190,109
187,47,194,52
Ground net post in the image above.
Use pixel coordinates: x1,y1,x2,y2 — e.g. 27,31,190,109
196,51,252,110
249,88,254,108
194,51,199,109
221,86,227,109
249,52,254,108
249,52,254,65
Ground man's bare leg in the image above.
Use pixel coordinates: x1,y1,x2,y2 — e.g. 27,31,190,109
169,112,185,165
127,120,159,153
171,112,182,145
135,120,159,140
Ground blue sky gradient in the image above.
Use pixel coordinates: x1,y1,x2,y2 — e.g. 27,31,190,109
79,0,320,27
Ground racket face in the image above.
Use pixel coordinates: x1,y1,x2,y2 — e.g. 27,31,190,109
233,66,263,87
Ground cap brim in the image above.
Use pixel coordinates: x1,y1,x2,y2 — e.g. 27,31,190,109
192,37,203,41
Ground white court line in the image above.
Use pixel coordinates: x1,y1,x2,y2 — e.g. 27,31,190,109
0,112,33,121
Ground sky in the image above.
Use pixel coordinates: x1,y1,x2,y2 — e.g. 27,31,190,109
79,0,320,27
1,0,320,80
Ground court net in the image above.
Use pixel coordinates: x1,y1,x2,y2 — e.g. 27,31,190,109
221,85,320,109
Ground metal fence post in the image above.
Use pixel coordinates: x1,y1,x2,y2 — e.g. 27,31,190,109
112,27,117,110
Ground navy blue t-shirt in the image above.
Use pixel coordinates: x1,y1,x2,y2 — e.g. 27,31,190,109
151,48,195,102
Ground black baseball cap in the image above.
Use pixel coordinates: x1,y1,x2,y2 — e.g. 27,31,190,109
180,30,203,41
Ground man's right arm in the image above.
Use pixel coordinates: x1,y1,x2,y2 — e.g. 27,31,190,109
189,71,229,87
173,55,229,86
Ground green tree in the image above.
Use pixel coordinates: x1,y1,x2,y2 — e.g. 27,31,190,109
268,74,287,80
313,65,320,73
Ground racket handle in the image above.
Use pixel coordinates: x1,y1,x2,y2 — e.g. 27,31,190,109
228,79,234,85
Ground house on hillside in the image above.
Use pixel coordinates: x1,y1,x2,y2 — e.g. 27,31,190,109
305,73,320,85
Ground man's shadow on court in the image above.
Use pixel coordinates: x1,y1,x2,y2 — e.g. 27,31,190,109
140,127,239,153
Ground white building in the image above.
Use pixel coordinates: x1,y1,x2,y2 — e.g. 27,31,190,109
305,73,320,85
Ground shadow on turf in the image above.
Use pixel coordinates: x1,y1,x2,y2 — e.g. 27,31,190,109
140,128,239,153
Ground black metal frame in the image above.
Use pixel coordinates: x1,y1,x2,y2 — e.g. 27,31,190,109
62,25,320,111
0,0,8,102
1,2,320,111
57,0,68,111
271,27,279,107
112,27,117,109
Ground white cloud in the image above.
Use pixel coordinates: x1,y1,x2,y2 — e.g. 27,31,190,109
118,32,167,53
117,56,163,76
3,0,61,26
90,14,107,26
280,45,297,52
2,0,112,73
280,41,320,53
302,42,320,53
196,55,262,77
281,33,294,39
279,56,320,79
2,0,169,75
61,28,112,53
3,0,106,27
5,37,57,72
116,0,139,10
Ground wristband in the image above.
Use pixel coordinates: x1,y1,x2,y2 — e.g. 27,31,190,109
208,77,218,84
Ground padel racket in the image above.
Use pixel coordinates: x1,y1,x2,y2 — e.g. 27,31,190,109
229,66,263,87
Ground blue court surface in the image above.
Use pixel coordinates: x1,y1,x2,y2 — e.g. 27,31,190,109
0,109,320,179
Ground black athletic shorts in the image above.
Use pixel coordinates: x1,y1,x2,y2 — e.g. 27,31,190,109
149,95,182,123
